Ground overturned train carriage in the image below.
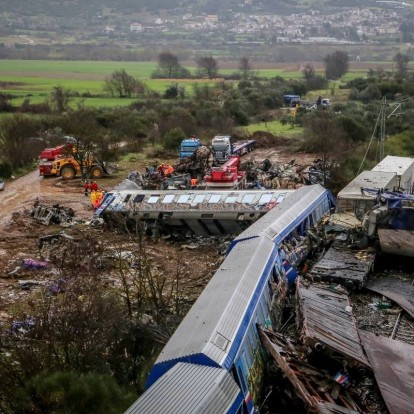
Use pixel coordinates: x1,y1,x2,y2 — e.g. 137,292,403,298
124,185,336,414
95,186,292,236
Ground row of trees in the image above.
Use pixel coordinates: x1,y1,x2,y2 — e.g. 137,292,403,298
150,51,254,80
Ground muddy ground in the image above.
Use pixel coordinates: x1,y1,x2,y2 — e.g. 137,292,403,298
0,138,312,322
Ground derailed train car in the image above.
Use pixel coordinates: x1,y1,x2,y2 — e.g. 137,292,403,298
124,185,336,414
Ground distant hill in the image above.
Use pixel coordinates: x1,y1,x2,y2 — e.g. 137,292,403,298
4,0,411,17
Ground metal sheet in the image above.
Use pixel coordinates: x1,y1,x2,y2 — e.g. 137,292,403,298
308,242,375,289
297,281,371,368
359,330,414,414
366,276,414,319
125,362,242,414
378,229,414,258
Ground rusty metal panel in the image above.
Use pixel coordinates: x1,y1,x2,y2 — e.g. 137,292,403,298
359,330,414,414
259,328,363,414
378,229,414,258
297,281,371,368
366,277,414,319
307,242,375,289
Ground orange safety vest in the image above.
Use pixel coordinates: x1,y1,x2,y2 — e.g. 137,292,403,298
191,178,198,186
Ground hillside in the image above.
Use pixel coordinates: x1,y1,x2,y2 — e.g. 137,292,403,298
2,0,412,16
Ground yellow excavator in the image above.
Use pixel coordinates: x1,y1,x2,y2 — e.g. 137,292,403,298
50,155,111,180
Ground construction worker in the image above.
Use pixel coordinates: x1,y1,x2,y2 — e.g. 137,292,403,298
91,181,98,192
84,180,90,196
90,189,97,208
191,178,198,189
157,163,165,176
164,164,174,177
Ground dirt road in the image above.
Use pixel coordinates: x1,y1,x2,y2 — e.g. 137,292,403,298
0,170,92,231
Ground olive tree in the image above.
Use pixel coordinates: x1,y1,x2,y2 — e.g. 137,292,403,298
324,50,349,80
197,55,219,79
103,69,137,98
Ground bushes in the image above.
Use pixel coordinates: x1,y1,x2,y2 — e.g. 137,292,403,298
0,159,13,177
163,127,186,150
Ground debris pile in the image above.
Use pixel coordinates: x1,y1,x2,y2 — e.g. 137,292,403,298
31,204,75,226
242,158,331,190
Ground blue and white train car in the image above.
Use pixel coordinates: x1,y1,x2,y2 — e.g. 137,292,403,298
124,185,335,414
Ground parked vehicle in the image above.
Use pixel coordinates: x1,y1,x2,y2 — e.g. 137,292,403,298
204,155,246,189
178,137,202,159
0,178,5,191
124,185,336,414
283,94,301,107
50,155,111,180
38,144,73,176
211,135,256,163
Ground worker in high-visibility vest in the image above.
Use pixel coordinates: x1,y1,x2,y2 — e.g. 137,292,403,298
164,164,174,177
190,178,198,188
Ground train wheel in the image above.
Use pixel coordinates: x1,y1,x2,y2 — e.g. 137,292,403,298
90,166,103,179
61,166,76,180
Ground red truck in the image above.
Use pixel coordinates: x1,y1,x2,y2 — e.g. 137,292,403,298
38,144,73,176
204,155,246,189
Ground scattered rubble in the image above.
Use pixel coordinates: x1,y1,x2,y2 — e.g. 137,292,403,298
31,203,75,226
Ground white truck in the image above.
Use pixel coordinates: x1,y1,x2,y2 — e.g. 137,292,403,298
211,135,256,164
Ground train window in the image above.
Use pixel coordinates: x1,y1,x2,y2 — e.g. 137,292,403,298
242,194,255,204
248,326,258,350
257,302,265,325
208,194,222,203
148,195,160,204
123,194,131,203
243,337,253,365
237,366,248,393
225,195,238,203
177,194,190,203
133,194,145,203
193,195,206,204
277,193,286,203
162,194,175,203
259,193,273,204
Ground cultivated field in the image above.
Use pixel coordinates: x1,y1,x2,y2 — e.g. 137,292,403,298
0,59,389,108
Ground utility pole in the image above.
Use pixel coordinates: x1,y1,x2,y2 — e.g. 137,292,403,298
379,96,387,162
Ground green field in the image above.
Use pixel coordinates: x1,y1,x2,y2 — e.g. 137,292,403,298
0,59,378,108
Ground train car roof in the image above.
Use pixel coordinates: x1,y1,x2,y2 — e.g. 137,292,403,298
371,155,414,176
232,184,333,245
337,171,397,199
147,235,276,385
125,362,242,414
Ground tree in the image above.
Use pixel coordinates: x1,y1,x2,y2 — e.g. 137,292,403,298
0,114,42,169
103,69,137,98
302,62,316,80
156,51,181,78
239,56,254,79
163,127,186,150
324,50,349,80
197,56,219,79
50,85,71,113
393,52,410,78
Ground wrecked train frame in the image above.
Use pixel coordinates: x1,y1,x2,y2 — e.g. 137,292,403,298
96,187,293,236
123,185,336,414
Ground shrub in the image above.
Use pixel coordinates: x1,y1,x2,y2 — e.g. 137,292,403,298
163,127,186,150
0,159,13,177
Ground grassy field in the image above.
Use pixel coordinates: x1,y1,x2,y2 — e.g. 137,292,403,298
238,120,303,137
0,59,378,108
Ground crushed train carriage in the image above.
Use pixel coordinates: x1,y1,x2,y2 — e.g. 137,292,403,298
124,184,336,414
